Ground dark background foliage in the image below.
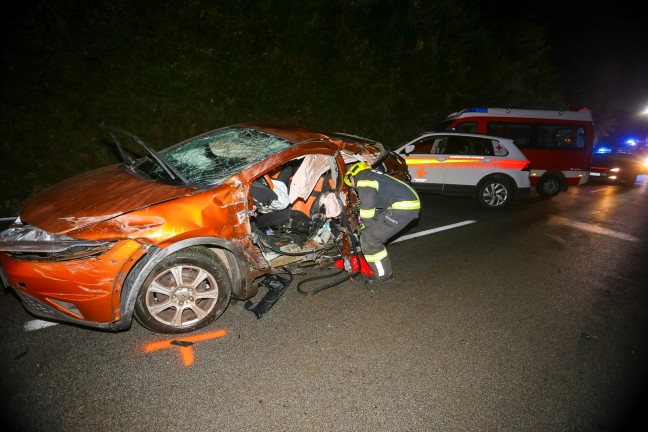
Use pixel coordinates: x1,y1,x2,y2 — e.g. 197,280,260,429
0,0,614,208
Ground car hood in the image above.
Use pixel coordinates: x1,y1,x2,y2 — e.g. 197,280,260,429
20,164,196,234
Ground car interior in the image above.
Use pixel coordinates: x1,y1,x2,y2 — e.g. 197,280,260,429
248,153,354,269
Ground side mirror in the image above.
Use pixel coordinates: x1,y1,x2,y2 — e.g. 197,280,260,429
404,144,415,155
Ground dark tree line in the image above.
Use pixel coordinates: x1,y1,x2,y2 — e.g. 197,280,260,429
1,0,565,207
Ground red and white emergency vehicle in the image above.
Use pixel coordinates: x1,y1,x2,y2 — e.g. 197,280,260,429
395,132,530,210
437,107,594,197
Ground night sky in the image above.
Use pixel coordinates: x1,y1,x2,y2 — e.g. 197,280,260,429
479,0,648,143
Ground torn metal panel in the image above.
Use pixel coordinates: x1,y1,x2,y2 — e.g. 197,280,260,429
73,182,250,245
232,235,268,270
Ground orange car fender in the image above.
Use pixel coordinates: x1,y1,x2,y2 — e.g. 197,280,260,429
113,237,254,331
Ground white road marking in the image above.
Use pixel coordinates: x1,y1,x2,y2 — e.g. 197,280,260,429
589,188,609,193
391,220,477,243
549,216,640,242
24,320,59,331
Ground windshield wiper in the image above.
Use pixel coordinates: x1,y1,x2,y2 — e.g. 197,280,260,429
100,123,190,185
101,123,137,167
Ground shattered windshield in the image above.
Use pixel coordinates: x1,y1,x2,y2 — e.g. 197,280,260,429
155,127,292,186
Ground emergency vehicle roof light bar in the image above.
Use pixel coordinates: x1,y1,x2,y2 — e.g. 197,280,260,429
447,107,593,122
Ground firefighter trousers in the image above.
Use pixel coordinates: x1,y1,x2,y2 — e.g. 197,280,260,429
360,208,419,277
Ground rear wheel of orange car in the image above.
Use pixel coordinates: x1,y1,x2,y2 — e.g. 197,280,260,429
134,247,232,334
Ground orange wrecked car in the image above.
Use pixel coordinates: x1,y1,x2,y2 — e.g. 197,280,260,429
0,123,409,333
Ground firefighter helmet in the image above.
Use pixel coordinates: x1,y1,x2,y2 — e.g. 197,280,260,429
344,161,371,186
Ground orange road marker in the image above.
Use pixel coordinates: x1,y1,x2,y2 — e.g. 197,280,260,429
143,329,227,366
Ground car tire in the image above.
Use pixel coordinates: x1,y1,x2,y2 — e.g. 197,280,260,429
477,177,512,209
134,247,232,334
536,175,562,198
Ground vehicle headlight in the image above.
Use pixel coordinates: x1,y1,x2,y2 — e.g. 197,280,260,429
0,225,111,254
610,167,621,172
643,157,648,169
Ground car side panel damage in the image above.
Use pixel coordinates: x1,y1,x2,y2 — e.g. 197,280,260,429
0,123,411,332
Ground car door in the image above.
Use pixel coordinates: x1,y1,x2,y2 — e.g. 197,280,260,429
396,136,448,193
442,135,499,194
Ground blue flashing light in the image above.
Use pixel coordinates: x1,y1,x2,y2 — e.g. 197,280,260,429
463,107,488,113
625,138,637,146
594,146,612,154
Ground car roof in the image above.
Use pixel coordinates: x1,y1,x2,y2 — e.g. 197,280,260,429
398,130,527,160
238,123,329,143
238,123,378,146
411,131,515,143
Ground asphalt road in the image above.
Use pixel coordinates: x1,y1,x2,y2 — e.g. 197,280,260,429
1,178,648,431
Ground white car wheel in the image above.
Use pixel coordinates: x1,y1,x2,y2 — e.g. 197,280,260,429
478,178,512,209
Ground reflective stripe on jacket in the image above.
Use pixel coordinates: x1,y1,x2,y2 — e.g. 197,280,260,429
354,169,420,219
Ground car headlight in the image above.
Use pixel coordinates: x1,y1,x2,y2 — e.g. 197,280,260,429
0,225,111,254
610,167,621,172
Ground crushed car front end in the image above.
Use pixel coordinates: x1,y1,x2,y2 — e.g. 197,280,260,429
0,221,148,329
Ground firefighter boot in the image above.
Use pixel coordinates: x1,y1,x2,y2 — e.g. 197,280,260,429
365,273,393,286
364,256,393,286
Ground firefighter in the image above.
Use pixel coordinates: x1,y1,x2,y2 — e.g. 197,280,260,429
344,162,420,285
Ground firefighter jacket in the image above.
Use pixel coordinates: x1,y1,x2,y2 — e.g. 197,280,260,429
354,169,420,228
